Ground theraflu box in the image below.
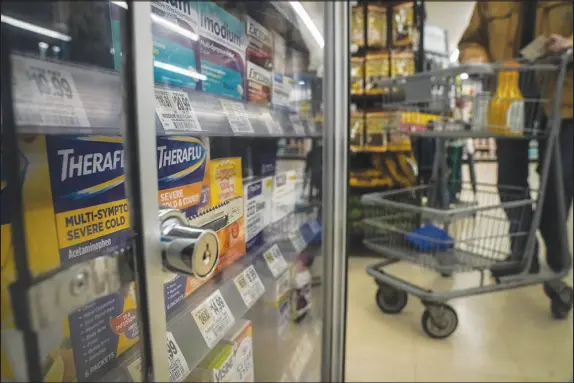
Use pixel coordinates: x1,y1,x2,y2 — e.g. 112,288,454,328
196,1,247,100
157,136,210,217
151,1,203,90
0,135,137,382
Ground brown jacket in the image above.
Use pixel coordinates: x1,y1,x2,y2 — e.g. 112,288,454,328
458,1,573,118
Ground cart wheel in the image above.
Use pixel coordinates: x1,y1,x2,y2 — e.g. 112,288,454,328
375,285,408,314
421,304,458,339
441,272,452,278
550,286,573,320
543,282,554,299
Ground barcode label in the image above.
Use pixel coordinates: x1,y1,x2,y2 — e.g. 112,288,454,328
289,114,305,135
12,55,90,128
191,290,235,348
220,99,254,133
275,269,291,299
127,358,142,382
263,244,289,278
309,220,321,235
155,89,202,131
262,111,283,135
166,331,190,382
234,265,265,308
290,231,307,253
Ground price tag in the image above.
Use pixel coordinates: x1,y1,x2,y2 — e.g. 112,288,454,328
220,99,254,133
155,89,201,131
166,331,190,382
262,111,283,135
289,114,305,135
234,265,265,308
263,244,288,278
191,290,235,348
309,220,321,235
127,358,142,382
12,55,90,128
289,231,307,253
275,269,291,300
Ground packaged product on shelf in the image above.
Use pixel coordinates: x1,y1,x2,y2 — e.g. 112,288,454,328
291,264,312,323
196,1,247,100
189,157,245,274
350,57,364,95
350,111,365,151
151,2,203,90
392,2,414,47
351,5,365,49
367,5,387,48
245,16,273,104
390,51,415,77
287,48,308,112
365,112,386,151
271,31,293,109
1,135,135,382
365,53,390,95
188,320,254,382
270,171,297,224
243,176,273,250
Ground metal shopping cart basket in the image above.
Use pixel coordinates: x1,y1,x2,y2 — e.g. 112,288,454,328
361,50,573,339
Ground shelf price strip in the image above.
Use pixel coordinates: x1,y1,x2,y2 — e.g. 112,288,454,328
12,55,90,128
219,99,254,133
262,111,283,135
233,265,265,308
191,290,235,348
263,244,288,278
154,89,201,131
166,331,190,382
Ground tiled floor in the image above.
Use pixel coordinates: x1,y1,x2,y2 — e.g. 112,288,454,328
345,164,573,382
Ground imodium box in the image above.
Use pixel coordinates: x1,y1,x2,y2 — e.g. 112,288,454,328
196,1,247,100
187,320,254,382
151,1,203,90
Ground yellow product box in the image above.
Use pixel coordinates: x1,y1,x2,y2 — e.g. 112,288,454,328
367,5,387,48
351,5,365,48
391,51,415,78
1,134,137,382
365,112,386,151
187,157,246,280
350,57,364,95
392,2,414,46
350,111,365,151
365,53,390,95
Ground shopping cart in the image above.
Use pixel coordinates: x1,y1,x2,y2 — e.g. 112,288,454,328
361,50,574,339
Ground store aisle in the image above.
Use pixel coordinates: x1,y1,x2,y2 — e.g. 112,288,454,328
345,164,573,382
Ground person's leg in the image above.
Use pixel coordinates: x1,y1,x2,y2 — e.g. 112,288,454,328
537,119,574,272
496,138,537,270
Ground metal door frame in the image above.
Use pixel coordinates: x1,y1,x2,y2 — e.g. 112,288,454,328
321,1,350,382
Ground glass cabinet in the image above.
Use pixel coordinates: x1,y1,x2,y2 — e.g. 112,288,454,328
1,1,348,382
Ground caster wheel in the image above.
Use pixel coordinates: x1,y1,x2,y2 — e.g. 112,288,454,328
441,272,452,278
543,282,554,299
375,284,408,314
550,286,573,320
421,304,458,339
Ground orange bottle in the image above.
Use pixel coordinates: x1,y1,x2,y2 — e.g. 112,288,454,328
488,62,524,135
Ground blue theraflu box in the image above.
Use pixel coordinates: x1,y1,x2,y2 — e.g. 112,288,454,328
196,1,247,100
151,1,202,90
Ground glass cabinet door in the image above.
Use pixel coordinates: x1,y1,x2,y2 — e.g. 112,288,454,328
1,1,341,382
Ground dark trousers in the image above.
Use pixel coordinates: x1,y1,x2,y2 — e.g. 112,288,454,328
496,118,573,272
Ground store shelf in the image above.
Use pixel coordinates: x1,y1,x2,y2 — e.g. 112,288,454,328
95,210,322,382
11,53,321,138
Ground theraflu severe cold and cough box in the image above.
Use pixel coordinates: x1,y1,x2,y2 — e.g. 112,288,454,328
196,1,247,100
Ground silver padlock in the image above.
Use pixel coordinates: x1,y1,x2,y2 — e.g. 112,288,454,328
158,208,219,279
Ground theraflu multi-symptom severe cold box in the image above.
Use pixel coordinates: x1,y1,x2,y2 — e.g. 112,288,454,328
196,1,247,100
0,135,137,382
151,1,203,90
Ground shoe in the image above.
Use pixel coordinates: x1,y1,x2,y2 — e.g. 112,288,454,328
492,240,540,279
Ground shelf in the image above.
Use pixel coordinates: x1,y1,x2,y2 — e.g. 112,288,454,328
94,211,322,382
11,53,321,138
